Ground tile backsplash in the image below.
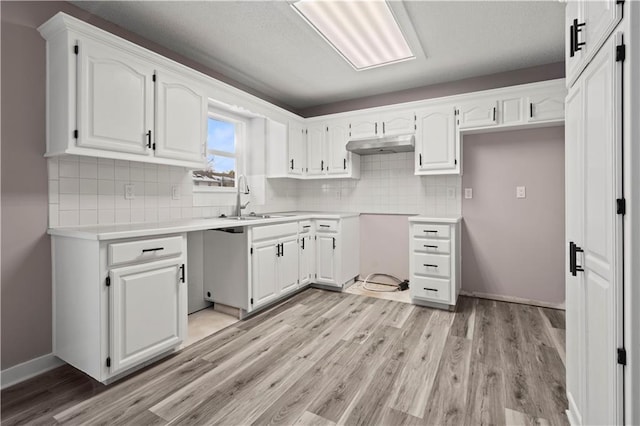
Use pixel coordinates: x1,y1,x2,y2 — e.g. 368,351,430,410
48,153,459,227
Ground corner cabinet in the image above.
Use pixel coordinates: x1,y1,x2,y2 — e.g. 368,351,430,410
409,219,460,308
51,233,188,383
39,13,207,169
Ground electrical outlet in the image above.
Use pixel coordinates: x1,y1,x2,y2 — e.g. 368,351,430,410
172,185,181,200
516,186,526,198
446,187,456,200
124,184,135,200
464,188,473,199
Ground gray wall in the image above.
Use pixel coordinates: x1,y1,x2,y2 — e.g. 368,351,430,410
461,127,565,305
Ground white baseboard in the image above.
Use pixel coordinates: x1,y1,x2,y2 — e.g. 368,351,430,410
459,290,565,310
1,353,65,389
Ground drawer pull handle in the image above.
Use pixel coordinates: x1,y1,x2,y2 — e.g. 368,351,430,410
303,225,311,228
142,247,164,253
424,245,438,249
424,287,438,292
320,225,330,228
423,264,438,268
423,230,438,233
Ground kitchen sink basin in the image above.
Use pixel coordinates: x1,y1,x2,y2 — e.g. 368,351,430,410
221,214,286,221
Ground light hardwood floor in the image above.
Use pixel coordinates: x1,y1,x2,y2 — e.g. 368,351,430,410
1,289,567,425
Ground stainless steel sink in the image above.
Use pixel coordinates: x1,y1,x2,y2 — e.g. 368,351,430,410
221,214,285,221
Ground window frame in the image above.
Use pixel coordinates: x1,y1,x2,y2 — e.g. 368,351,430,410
192,106,246,193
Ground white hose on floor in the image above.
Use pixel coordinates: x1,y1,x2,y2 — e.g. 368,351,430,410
362,272,402,292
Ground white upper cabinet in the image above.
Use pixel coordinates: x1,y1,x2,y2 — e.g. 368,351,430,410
379,112,416,136
306,123,326,176
457,99,498,129
565,0,622,87
527,92,566,123
415,105,458,175
154,69,207,164
349,116,379,140
288,122,307,175
77,38,154,156
327,121,350,175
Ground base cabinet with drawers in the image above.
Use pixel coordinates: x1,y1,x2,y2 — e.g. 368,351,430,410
408,218,461,308
51,233,188,383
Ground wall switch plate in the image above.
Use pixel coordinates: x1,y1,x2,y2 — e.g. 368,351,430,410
446,187,456,200
124,184,135,200
516,186,526,198
464,188,473,199
172,185,181,200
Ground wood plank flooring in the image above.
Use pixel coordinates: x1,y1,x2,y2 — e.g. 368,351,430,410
1,289,568,425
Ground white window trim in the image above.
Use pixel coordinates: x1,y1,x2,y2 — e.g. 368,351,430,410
193,107,247,193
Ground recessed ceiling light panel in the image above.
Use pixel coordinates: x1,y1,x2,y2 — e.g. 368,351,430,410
292,0,415,71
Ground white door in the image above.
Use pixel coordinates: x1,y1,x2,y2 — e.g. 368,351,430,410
299,235,314,286
288,122,306,176
349,116,378,140
77,39,154,156
327,121,349,175
527,93,565,123
316,234,337,285
109,258,186,374
579,34,623,426
251,240,280,308
307,124,326,175
457,99,498,129
565,81,586,425
380,112,415,136
154,70,207,165
279,236,299,294
583,1,622,63
415,105,457,174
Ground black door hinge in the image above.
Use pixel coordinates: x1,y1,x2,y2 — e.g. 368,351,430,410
618,347,627,365
73,130,78,139
152,73,156,82
180,264,185,283
250,247,253,255
616,43,626,62
74,45,79,55
617,198,626,215
250,298,253,305
152,143,156,151
106,276,111,287
454,159,457,165
106,357,111,367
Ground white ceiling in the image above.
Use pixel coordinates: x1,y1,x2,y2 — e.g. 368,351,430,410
71,1,565,112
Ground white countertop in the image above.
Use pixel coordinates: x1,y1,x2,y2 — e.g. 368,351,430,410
408,215,462,224
47,211,361,241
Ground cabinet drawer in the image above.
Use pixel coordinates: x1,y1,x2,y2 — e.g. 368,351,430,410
108,236,183,267
413,238,450,255
315,219,339,233
411,276,451,302
413,253,450,278
299,221,313,234
412,223,450,239
252,222,298,242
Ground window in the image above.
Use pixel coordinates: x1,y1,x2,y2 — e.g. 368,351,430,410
193,109,244,190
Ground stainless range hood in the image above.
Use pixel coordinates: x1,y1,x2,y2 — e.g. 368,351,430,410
346,134,415,155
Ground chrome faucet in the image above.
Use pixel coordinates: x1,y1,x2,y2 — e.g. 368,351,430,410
235,174,250,217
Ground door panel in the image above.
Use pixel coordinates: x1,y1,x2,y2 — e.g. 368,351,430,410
110,258,185,374
381,113,415,136
528,93,565,122
316,234,337,285
154,70,207,164
328,122,349,174
415,106,456,173
288,122,306,175
77,39,153,155
251,241,279,307
457,100,497,129
307,124,325,175
279,237,299,294
349,116,378,139
299,235,314,286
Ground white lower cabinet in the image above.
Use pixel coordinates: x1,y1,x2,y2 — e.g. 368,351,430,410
315,233,338,285
408,219,460,307
299,222,314,286
51,233,188,383
251,239,280,308
313,216,360,289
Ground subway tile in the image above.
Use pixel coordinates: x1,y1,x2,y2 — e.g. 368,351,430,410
59,210,79,227
59,159,79,178
98,195,115,210
79,178,98,194
79,209,98,225
115,209,131,224
49,205,59,227
49,180,59,204
114,165,130,181
130,166,145,181
59,177,79,194
131,208,145,223
98,179,115,196
48,158,59,180
59,193,79,211
157,208,171,222
79,194,98,210
98,162,115,180
144,208,158,222
79,162,98,179
98,209,115,225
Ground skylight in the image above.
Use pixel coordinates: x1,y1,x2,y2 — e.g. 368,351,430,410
291,0,415,71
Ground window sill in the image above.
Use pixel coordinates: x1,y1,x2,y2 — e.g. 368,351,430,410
192,184,237,194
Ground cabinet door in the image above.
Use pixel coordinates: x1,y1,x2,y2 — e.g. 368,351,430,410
415,105,457,174
327,121,350,175
154,70,207,165
316,234,338,285
527,93,565,123
583,1,622,64
77,39,154,156
288,122,307,175
279,236,299,294
565,0,584,86
299,235,314,286
349,116,379,140
307,124,326,175
381,112,415,136
457,99,498,129
251,240,280,308
109,258,186,374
